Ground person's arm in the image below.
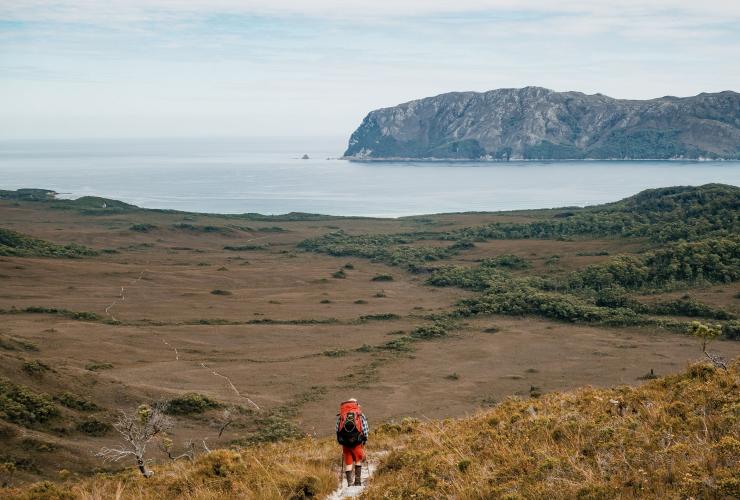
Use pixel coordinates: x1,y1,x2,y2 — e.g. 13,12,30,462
361,414,369,441
336,414,340,433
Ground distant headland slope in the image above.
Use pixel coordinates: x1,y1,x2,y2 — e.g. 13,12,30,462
344,87,740,160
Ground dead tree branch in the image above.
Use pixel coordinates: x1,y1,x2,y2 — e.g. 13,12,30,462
96,403,173,477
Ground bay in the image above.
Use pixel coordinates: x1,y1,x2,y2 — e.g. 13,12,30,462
1,137,739,217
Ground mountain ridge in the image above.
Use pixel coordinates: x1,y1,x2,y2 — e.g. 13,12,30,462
344,87,740,160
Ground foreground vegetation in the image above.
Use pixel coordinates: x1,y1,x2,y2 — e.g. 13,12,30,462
2,360,737,499
365,359,740,499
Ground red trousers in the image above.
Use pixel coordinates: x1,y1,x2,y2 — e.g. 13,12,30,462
342,444,365,466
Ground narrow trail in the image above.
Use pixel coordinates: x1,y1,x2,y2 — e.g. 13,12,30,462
326,451,386,500
200,362,261,411
102,267,262,411
104,270,148,321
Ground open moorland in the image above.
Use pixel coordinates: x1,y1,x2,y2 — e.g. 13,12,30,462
0,184,738,488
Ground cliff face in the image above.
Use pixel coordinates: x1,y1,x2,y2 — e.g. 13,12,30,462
343,87,740,160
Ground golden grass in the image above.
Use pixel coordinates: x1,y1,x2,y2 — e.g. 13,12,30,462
2,360,738,499
364,359,740,499
2,439,339,500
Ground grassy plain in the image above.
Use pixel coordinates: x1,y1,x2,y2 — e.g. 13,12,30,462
0,185,738,489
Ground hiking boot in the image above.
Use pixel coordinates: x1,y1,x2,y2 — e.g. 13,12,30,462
345,470,353,487
353,465,362,486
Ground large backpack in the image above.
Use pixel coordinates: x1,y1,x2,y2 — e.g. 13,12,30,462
336,400,364,447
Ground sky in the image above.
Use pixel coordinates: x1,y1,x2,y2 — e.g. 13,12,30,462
1,0,739,140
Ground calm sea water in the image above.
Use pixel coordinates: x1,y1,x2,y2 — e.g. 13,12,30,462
1,138,739,217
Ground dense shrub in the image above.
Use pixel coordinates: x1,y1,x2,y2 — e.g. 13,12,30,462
0,378,58,425
480,254,531,269
722,320,740,340
410,320,454,340
76,418,111,436
0,228,97,258
565,238,740,292
458,276,644,326
56,392,98,412
444,184,740,244
647,297,734,320
165,393,222,415
21,361,50,376
298,231,463,270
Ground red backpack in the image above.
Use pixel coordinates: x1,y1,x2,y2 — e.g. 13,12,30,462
337,400,364,447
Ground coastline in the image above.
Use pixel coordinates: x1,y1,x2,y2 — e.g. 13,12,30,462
341,156,740,162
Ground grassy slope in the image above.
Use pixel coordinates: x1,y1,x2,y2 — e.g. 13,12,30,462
3,359,738,499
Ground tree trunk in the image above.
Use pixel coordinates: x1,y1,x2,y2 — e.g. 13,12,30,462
137,456,153,477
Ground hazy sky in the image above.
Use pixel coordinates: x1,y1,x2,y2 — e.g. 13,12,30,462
1,0,739,140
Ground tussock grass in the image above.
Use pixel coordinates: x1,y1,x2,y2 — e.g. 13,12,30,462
364,359,740,499
3,361,738,499
5,442,339,500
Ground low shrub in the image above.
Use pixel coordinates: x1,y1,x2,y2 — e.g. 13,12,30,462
410,320,453,340
359,313,400,321
129,223,157,232
0,377,58,425
76,418,110,436
9,307,99,321
322,349,347,357
165,393,222,415
379,337,414,352
223,244,268,251
22,361,50,376
372,274,394,282
174,223,233,234
55,392,98,412
85,362,113,371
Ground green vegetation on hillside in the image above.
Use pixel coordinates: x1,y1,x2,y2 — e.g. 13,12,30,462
0,228,97,258
443,184,739,243
0,378,58,426
299,185,740,334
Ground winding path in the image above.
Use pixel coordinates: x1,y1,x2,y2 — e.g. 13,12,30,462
103,267,261,410
104,270,148,321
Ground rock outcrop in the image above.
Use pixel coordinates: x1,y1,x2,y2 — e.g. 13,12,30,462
344,87,740,160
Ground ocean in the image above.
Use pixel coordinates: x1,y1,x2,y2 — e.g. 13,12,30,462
1,137,739,217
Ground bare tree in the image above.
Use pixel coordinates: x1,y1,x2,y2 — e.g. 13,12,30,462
96,404,173,477
689,321,728,370
160,437,196,462
215,406,237,438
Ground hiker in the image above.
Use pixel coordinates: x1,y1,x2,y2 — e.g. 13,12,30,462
336,398,368,487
